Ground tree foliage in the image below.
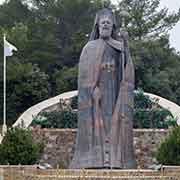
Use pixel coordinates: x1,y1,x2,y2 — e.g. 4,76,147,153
54,66,78,94
0,0,180,126
131,36,180,103
117,0,180,40
0,127,43,165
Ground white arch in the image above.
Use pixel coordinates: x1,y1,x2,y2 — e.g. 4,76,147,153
13,90,78,128
0,90,179,143
144,92,180,125
13,90,180,128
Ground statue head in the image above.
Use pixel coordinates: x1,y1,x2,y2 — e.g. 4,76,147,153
89,8,117,41
98,14,113,39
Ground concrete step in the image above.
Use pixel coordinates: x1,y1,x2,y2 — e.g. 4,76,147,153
3,169,180,180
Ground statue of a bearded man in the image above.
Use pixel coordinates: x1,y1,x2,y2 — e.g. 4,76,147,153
70,8,137,169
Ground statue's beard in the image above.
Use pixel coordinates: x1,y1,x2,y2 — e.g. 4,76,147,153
99,29,112,39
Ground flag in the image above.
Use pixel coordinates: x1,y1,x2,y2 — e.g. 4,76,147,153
4,38,17,57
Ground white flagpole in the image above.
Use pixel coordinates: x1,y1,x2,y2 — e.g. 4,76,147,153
2,34,7,136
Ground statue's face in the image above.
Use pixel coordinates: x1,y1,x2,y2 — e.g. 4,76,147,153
99,16,113,39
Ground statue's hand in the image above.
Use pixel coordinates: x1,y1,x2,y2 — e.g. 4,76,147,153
93,87,101,101
119,29,129,40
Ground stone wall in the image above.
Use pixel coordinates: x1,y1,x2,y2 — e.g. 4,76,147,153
32,128,169,169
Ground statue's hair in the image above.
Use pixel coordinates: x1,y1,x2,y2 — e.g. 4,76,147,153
89,8,118,41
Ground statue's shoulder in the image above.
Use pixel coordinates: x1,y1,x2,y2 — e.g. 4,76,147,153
83,39,123,52
107,38,123,51
80,40,99,60
80,40,99,57
83,39,99,50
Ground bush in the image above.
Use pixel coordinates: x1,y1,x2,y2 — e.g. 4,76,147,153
134,89,155,109
134,108,175,129
71,96,78,109
133,90,177,129
31,110,77,128
156,126,180,165
32,90,177,129
0,127,43,165
70,93,176,129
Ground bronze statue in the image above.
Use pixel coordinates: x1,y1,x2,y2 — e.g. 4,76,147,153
70,8,136,169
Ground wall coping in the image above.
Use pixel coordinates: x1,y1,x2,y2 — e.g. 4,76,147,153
0,165,37,168
32,128,169,133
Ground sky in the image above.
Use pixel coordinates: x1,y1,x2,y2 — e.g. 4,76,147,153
160,0,180,52
0,0,180,51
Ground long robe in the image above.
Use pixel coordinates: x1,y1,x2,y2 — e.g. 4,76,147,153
70,38,136,169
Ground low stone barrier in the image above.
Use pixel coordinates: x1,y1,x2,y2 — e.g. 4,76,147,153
0,165,37,180
32,128,169,169
1,168,180,180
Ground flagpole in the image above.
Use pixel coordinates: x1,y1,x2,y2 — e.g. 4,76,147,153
2,34,7,136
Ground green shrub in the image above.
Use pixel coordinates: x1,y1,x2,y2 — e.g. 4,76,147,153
31,110,77,128
0,127,43,165
134,89,155,109
156,126,180,165
133,90,176,129
134,109,150,128
31,90,177,129
134,108,175,129
71,96,78,109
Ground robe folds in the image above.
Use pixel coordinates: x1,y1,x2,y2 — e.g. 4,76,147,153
70,38,137,169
